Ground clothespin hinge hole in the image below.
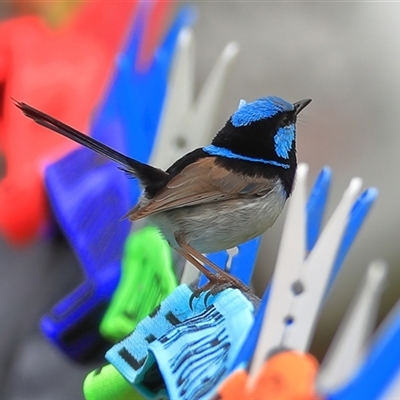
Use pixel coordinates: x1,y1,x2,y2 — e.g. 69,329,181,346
291,280,304,295
284,315,295,325
175,136,187,149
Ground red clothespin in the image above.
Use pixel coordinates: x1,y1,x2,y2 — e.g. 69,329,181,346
0,1,136,244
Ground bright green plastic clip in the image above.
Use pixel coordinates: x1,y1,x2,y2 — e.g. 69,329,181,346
83,364,145,400
100,225,177,342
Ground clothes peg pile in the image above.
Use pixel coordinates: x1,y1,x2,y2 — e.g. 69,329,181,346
5,2,400,399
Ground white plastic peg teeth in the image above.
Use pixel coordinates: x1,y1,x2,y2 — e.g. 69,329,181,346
175,40,240,153
283,177,363,353
180,260,200,285
150,27,239,170
248,163,309,379
150,28,195,169
179,248,238,285
317,260,387,393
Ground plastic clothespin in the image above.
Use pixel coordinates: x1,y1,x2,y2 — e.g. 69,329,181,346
317,260,387,393
224,167,331,375
326,281,400,399
41,2,182,362
218,351,320,400
42,148,130,362
217,165,378,398
149,28,239,170
83,364,145,400
94,5,196,204
101,164,329,398
99,226,177,342
0,1,136,244
94,7,197,343
104,285,254,400
251,165,365,368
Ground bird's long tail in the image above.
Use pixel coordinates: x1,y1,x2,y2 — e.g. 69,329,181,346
14,100,169,190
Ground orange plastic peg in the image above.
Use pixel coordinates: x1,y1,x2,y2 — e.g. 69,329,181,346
252,352,320,400
218,352,320,400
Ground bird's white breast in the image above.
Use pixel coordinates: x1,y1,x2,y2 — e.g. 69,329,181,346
149,180,287,253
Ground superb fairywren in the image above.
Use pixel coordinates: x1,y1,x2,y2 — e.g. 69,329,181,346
15,96,311,295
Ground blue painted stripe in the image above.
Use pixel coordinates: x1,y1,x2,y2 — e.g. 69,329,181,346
203,145,290,169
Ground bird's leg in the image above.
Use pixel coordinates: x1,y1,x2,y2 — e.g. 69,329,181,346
175,247,216,282
177,240,253,297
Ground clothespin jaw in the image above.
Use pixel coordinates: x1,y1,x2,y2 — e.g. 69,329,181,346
150,28,239,170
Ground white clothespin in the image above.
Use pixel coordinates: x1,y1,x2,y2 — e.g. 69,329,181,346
147,27,239,283
317,260,387,392
149,28,239,170
249,163,364,378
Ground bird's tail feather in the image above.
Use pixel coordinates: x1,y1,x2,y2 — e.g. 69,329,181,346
14,100,169,189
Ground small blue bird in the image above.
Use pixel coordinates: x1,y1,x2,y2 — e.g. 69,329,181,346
15,96,311,295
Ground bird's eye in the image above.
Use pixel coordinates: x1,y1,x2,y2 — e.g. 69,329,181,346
279,115,294,128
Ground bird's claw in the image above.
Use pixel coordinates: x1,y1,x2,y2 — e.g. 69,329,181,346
188,274,254,310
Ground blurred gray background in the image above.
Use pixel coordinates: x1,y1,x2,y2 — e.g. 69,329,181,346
1,1,400,398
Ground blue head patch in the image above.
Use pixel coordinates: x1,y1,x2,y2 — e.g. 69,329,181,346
274,125,295,159
231,96,294,127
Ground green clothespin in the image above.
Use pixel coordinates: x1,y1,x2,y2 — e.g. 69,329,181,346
83,364,145,400
100,225,177,342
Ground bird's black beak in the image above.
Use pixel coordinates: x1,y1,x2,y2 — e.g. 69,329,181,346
293,98,312,115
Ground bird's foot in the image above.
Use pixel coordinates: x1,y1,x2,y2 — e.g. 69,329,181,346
189,273,258,309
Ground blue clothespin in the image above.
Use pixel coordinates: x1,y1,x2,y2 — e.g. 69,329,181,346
92,5,196,204
228,164,378,376
43,146,130,362
325,276,400,400
317,260,387,394
41,6,193,362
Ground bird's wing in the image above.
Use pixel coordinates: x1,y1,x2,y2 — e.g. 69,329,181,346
128,157,274,220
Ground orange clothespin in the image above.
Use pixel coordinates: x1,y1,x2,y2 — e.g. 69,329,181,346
218,351,320,400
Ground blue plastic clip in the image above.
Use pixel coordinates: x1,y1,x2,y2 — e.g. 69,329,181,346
327,297,400,400
92,5,196,204
42,6,194,362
